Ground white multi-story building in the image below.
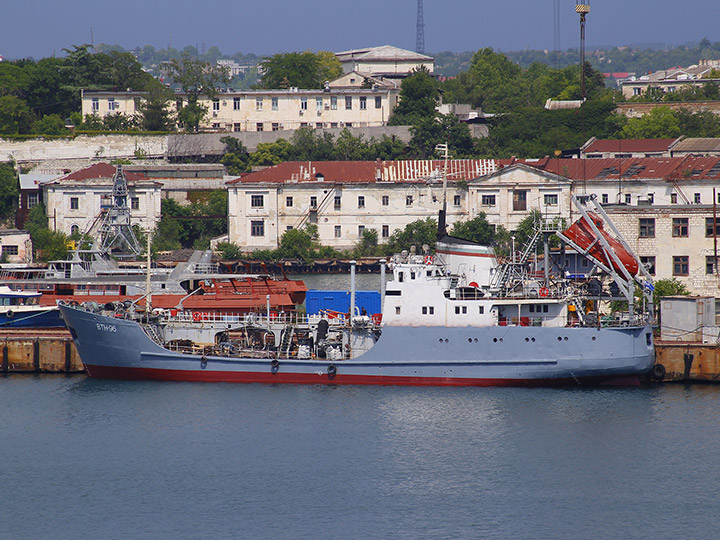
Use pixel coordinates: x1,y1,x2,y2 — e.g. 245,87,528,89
226,160,497,251
335,45,434,78
81,87,399,133
41,163,162,236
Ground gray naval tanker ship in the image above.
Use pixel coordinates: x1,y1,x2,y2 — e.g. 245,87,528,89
59,195,656,386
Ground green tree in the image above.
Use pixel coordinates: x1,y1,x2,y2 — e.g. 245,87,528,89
31,114,68,135
653,278,690,311
354,228,379,257
249,139,293,167
277,227,314,260
259,51,324,89
384,218,438,254
0,95,33,134
316,51,343,83
450,213,495,245
220,136,251,173
215,241,242,260
620,106,682,139
24,204,69,262
137,79,176,131
290,128,336,160
0,163,18,219
408,114,474,159
165,53,230,131
388,66,439,126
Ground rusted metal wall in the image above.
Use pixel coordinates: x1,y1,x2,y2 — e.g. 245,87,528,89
655,344,720,382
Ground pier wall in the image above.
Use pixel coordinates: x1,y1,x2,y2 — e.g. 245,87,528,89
1,330,84,373
655,343,720,382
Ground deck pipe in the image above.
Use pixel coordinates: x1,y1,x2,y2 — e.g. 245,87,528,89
350,260,356,322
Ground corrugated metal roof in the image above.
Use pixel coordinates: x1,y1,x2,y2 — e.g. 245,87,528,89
527,156,720,181
58,163,146,182
669,138,720,153
227,160,496,185
584,138,678,153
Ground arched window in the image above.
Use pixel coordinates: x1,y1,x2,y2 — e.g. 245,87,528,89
70,224,79,236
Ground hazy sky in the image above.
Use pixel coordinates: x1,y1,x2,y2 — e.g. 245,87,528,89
3,0,719,60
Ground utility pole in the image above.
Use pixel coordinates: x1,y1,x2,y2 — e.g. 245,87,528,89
576,2,590,99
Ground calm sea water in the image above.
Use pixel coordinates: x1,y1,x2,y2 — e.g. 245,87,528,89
2,377,720,540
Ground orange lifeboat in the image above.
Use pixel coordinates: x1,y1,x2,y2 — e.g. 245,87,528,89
561,212,639,276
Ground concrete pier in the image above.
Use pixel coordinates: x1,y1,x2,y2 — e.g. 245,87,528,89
0,329,84,373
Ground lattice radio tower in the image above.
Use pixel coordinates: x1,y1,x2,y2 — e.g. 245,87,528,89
96,165,142,257
416,0,425,54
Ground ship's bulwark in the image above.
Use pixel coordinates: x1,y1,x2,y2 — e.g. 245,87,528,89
60,306,654,387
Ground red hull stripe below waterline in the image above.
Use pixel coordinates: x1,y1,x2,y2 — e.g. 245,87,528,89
84,365,641,387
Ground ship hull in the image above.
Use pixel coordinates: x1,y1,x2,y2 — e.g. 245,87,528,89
0,308,63,328
60,305,654,387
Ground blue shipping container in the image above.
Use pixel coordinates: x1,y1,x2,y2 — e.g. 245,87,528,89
305,290,381,316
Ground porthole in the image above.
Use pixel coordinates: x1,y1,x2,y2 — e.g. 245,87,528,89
564,337,568,341
525,337,529,342
592,336,596,341
499,338,503,343
468,338,472,343
531,337,536,342
493,338,498,343
439,338,443,343
474,338,478,343
444,338,449,343
557,336,562,341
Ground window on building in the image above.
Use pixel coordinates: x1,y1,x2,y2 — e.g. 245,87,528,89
316,122,323,129
639,218,655,238
334,196,341,210
633,88,641,96
706,217,720,237
272,97,278,111
255,97,263,111
375,96,382,109
2,245,18,256
695,193,701,204
316,97,323,110
70,197,79,210
358,225,365,236
382,195,389,206
300,122,308,128
453,194,461,206
672,218,689,237
406,195,413,206
513,190,527,211
706,256,717,275
358,196,365,208
673,256,689,276
233,123,242,132
250,220,265,237
330,122,338,128
286,226,293,231
345,122,352,128
359,96,367,110
131,197,139,210
382,225,389,238
625,193,632,204
671,193,678,204
108,98,116,111
481,194,496,206
640,256,656,275
212,123,221,129
544,194,558,206
234,97,241,110
70,224,79,236
300,97,308,110
330,96,337,110
345,96,352,110
334,225,341,238
286,197,293,207
601,193,609,204
310,196,317,208
212,99,220,112
272,123,279,131
91,98,99,112
251,195,264,208
648,193,654,204
27,193,39,208
256,123,263,132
